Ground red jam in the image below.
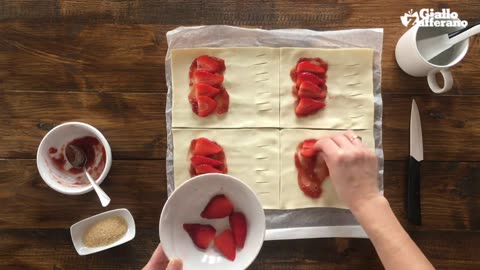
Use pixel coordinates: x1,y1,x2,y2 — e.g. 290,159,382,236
294,139,329,198
48,136,106,185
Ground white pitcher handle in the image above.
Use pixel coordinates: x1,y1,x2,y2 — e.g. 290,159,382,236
427,69,453,94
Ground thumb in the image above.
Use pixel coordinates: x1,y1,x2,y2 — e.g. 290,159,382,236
166,259,183,270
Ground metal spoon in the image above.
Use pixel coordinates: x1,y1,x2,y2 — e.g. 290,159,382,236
418,22,480,61
66,144,111,207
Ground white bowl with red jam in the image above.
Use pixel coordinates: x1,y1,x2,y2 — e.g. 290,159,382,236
37,122,112,195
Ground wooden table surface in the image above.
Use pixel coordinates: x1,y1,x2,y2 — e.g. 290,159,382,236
1,1,479,269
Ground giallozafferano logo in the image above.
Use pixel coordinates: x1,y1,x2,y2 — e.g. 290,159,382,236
400,9,468,27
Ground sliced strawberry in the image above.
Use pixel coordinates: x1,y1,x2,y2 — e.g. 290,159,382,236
297,170,323,198
195,83,221,98
295,98,326,117
214,229,236,261
189,139,197,153
189,59,198,86
195,164,223,175
215,88,230,114
188,90,199,114
295,153,322,198
298,81,327,99
229,212,247,249
189,164,196,177
296,61,327,75
296,72,325,89
290,68,297,82
201,194,234,219
292,86,298,97
210,151,228,173
197,96,217,117
300,139,318,158
295,141,330,198
193,70,224,86
298,57,328,71
193,138,222,156
191,156,223,167
217,163,228,174
183,224,216,249
209,150,225,163
297,58,312,64
196,55,226,73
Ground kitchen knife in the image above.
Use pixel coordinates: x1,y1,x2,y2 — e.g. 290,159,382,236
408,99,423,225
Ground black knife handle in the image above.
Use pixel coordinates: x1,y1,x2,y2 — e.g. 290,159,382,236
407,156,421,225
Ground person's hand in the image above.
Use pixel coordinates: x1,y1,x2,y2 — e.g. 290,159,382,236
143,244,183,270
315,131,380,212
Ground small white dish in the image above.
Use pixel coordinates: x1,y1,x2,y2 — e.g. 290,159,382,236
70,208,136,256
160,173,266,270
36,122,112,195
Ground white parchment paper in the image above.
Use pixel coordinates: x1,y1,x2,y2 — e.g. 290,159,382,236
165,25,384,240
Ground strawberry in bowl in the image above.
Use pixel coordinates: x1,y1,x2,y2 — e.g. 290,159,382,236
159,174,265,270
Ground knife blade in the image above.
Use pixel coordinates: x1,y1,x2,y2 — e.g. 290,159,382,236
408,99,423,225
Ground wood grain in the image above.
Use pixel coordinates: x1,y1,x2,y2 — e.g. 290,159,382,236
0,22,478,94
3,92,480,161
0,92,165,159
254,231,480,270
0,160,166,229
383,95,480,161
1,159,479,232
0,23,165,92
384,161,480,231
1,0,480,269
1,1,479,26
0,229,479,270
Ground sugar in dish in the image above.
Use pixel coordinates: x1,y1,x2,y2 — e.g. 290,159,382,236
82,216,128,247
70,208,136,255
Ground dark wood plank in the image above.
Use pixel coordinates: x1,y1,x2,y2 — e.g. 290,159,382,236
0,92,165,159
384,161,480,231
0,229,157,270
3,92,480,161
0,23,165,92
1,159,479,231
255,231,480,270
383,95,480,161
0,21,478,94
1,1,479,26
1,228,479,270
1,1,480,269
0,159,166,229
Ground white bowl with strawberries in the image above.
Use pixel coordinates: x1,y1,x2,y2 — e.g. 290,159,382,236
159,173,266,270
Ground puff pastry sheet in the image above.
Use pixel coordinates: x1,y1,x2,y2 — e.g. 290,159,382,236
172,48,280,128
279,129,375,209
172,47,374,130
171,47,376,210
280,48,374,129
173,128,375,210
172,129,280,209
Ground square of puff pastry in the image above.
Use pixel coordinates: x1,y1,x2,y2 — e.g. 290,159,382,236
172,128,281,209
171,48,280,128
279,129,375,209
280,48,374,130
